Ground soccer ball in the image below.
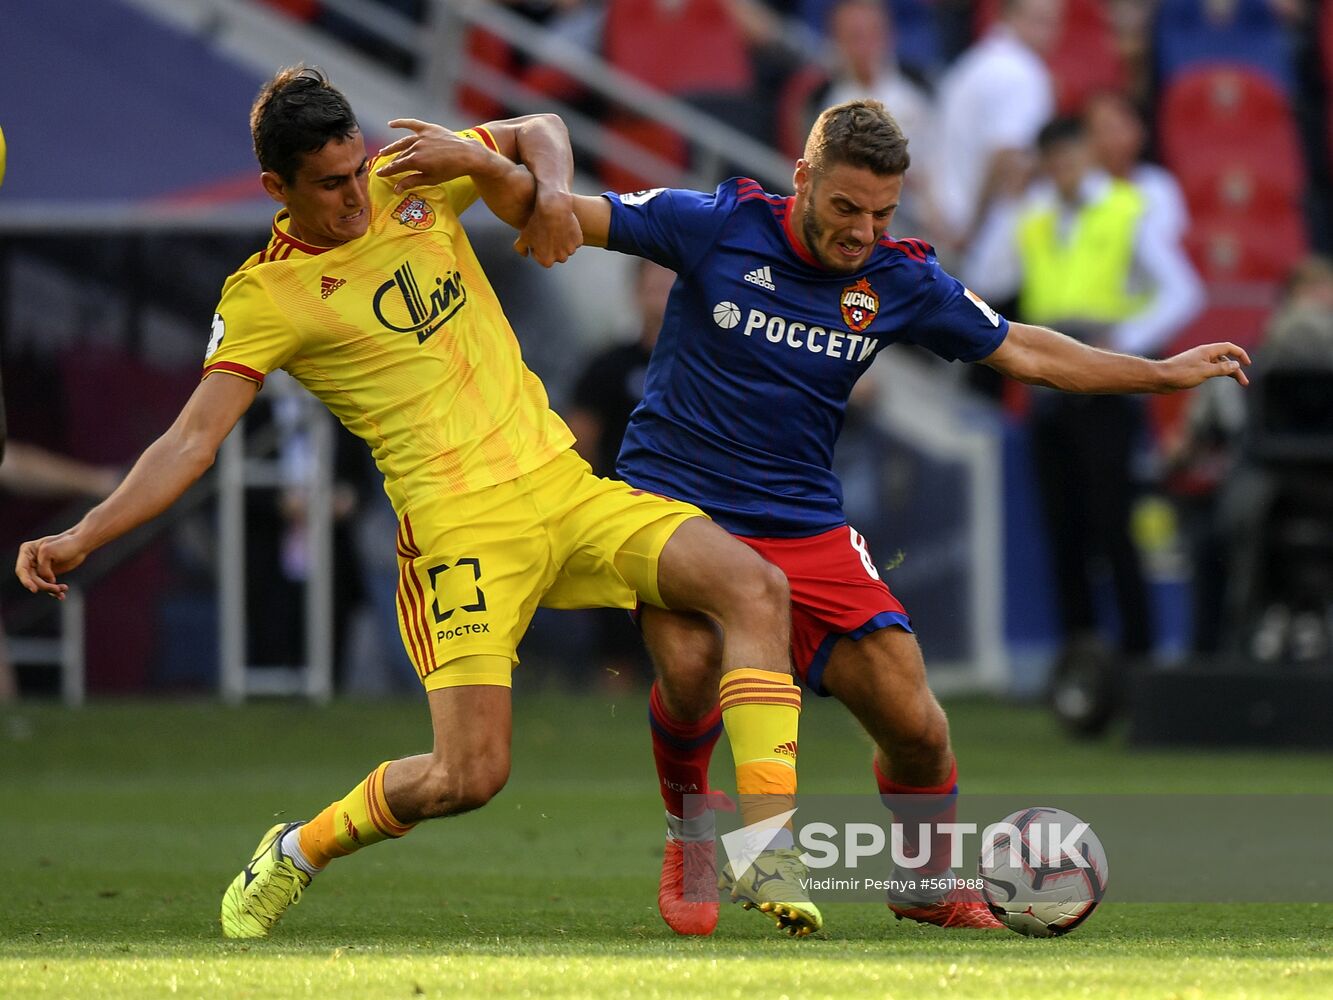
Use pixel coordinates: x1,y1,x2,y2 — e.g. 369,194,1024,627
978,807,1108,937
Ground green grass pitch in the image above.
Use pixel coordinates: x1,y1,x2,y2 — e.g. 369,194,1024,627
4,691,1332,998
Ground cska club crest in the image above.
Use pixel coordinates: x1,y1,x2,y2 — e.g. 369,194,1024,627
392,194,436,231
840,277,879,333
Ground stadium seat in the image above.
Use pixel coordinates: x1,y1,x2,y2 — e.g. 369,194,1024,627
1159,65,1305,196
1154,0,1295,94
1044,0,1126,113
457,26,511,123
1178,164,1302,225
597,115,689,193
457,23,589,122
1184,213,1308,285
518,63,587,106
604,0,753,96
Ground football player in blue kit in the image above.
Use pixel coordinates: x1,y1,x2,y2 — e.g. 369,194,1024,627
553,99,1250,935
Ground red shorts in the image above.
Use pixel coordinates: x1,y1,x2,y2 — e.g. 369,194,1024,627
739,525,912,696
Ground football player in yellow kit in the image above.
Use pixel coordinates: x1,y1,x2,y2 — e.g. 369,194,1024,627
14,67,821,939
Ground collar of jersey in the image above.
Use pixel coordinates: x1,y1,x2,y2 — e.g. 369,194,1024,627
271,210,335,257
778,197,824,270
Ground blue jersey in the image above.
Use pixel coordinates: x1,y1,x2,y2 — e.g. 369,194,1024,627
605,177,1009,537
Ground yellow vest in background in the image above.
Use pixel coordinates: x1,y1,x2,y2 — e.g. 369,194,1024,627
1017,179,1147,327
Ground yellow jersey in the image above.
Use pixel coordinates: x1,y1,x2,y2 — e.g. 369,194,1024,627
202,127,574,514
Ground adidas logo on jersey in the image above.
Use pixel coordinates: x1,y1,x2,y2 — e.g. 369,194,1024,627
743,266,776,291
321,276,346,299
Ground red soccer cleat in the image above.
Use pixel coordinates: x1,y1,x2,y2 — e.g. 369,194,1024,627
658,838,719,936
889,883,1006,930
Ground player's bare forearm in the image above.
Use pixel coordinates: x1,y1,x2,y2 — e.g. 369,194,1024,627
982,322,1251,394
507,114,573,202
14,374,255,596
468,152,539,231
502,114,580,265
86,432,208,540
570,195,612,248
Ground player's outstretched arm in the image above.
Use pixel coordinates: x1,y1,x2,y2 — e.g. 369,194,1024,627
981,321,1251,394
14,373,258,599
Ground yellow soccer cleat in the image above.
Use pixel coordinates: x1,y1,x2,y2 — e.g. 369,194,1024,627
220,821,312,939
719,847,823,938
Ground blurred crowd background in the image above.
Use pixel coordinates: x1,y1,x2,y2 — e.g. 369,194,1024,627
2,0,1331,729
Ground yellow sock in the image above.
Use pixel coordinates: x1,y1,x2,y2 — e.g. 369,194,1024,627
298,761,414,869
719,668,801,828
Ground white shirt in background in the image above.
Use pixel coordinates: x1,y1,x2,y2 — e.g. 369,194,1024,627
935,25,1054,242
1127,161,1190,245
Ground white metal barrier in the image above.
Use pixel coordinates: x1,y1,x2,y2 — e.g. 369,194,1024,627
217,380,335,704
5,587,86,706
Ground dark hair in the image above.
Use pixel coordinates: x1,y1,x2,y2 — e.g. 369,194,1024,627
1036,115,1086,153
250,66,359,182
804,99,910,177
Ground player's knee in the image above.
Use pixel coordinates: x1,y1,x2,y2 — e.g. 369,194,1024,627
896,700,951,762
654,666,720,721
721,556,789,624
418,753,510,818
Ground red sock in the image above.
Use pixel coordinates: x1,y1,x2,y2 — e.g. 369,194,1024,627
874,756,960,876
649,682,723,821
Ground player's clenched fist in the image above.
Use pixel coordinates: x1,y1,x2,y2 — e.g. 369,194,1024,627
15,532,87,599
517,189,582,268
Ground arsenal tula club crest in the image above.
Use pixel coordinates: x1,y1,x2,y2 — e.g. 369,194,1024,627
392,194,436,231
840,277,879,333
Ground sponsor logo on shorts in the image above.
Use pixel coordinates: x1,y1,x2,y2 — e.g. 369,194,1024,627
428,558,486,623
436,622,492,642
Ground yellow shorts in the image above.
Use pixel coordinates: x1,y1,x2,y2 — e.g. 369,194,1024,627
393,449,705,691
